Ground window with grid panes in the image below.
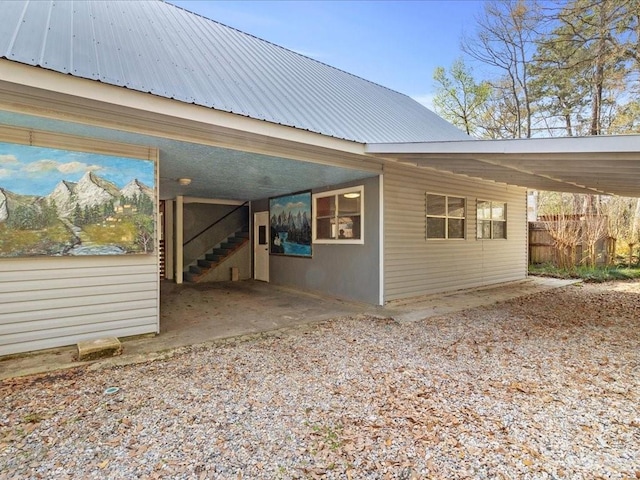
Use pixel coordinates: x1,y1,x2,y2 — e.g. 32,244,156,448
426,193,466,239
313,186,363,243
477,200,507,239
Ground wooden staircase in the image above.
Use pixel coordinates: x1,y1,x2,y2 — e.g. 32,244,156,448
184,228,250,282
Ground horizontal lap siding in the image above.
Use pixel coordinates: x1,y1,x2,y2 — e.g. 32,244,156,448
0,127,159,355
0,247,159,356
384,163,527,302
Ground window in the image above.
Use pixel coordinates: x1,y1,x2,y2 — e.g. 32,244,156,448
477,200,507,239
426,193,466,239
313,186,363,243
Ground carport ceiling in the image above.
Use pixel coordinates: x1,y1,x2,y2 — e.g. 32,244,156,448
0,111,379,201
367,136,640,197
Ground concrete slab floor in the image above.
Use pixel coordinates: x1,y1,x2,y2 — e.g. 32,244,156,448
0,277,579,380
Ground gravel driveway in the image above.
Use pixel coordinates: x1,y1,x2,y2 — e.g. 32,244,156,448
1,281,638,479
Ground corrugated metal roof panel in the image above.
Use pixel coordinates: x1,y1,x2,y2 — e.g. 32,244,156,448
0,0,468,144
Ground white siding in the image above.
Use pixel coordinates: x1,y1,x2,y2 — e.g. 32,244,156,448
384,163,527,302
0,256,159,355
0,126,159,355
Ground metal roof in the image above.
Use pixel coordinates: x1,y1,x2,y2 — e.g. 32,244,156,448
0,0,468,144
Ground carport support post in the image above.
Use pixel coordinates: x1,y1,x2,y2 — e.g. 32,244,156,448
175,195,184,284
165,199,174,280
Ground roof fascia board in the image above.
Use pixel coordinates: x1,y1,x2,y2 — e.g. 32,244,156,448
0,60,366,157
366,135,640,156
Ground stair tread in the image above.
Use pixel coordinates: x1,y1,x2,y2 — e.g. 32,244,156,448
185,231,249,282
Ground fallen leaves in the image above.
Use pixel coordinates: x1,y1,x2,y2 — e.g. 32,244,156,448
0,281,638,478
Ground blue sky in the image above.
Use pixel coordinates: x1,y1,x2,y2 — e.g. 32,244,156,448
0,143,155,196
169,0,486,107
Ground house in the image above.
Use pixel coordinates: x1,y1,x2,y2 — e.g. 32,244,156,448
1,1,638,356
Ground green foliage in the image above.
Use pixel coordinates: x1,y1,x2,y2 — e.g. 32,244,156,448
6,200,59,230
7,205,39,229
120,193,154,216
432,58,491,136
458,0,640,138
133,214,154,253
309,422,343,451
529,263,640,282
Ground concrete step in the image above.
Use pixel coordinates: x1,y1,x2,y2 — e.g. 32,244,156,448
77,337,122,361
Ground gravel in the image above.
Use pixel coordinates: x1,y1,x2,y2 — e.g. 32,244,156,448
1,281,639,479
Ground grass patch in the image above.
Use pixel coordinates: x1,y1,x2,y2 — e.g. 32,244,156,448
529,263,640,282
22,413,45,424
0,223,74,256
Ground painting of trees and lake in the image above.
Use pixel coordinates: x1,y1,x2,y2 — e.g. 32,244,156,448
269,191,312,257
0,142,155,257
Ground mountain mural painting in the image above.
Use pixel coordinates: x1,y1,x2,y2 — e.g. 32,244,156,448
0,142,155,257
269,191,312,257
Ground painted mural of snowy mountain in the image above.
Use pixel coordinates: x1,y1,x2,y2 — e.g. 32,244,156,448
120,179,154,200
48,180,77,217
0,188,42,223
0,173,153,223
74,172,121,209
46,172,153,218
0,189,7,223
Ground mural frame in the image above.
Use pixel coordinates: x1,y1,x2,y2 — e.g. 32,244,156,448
268,190,312,258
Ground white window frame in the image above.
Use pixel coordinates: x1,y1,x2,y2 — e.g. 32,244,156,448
477,200,507,239
312,185,364,244
426,193,466,240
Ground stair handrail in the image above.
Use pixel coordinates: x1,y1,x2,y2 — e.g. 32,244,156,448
183,201,250,247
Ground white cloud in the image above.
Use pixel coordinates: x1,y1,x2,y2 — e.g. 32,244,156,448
0,168,11,178
285,201,306,210
0,154,18,165
21,159,103,175
23,159,59,173
57,161,102,174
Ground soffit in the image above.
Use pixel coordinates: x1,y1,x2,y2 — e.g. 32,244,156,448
0,110,380,201
366,137,640,197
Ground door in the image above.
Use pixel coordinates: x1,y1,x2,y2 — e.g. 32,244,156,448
254,211,269,282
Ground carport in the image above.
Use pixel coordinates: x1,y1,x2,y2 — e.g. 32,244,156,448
366,136,640,197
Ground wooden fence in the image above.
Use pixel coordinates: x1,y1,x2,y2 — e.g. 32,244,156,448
529,221,613,266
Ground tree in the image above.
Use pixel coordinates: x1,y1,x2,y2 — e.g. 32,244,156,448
607,100,640,134
432,59,491,136
538,193,583,269
602,196,640,266
529,20,592,136
134,215,154,253
7,205,39,230
481,77,525,139
581,207,609,267
462,0,541,138
550,0,631,135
